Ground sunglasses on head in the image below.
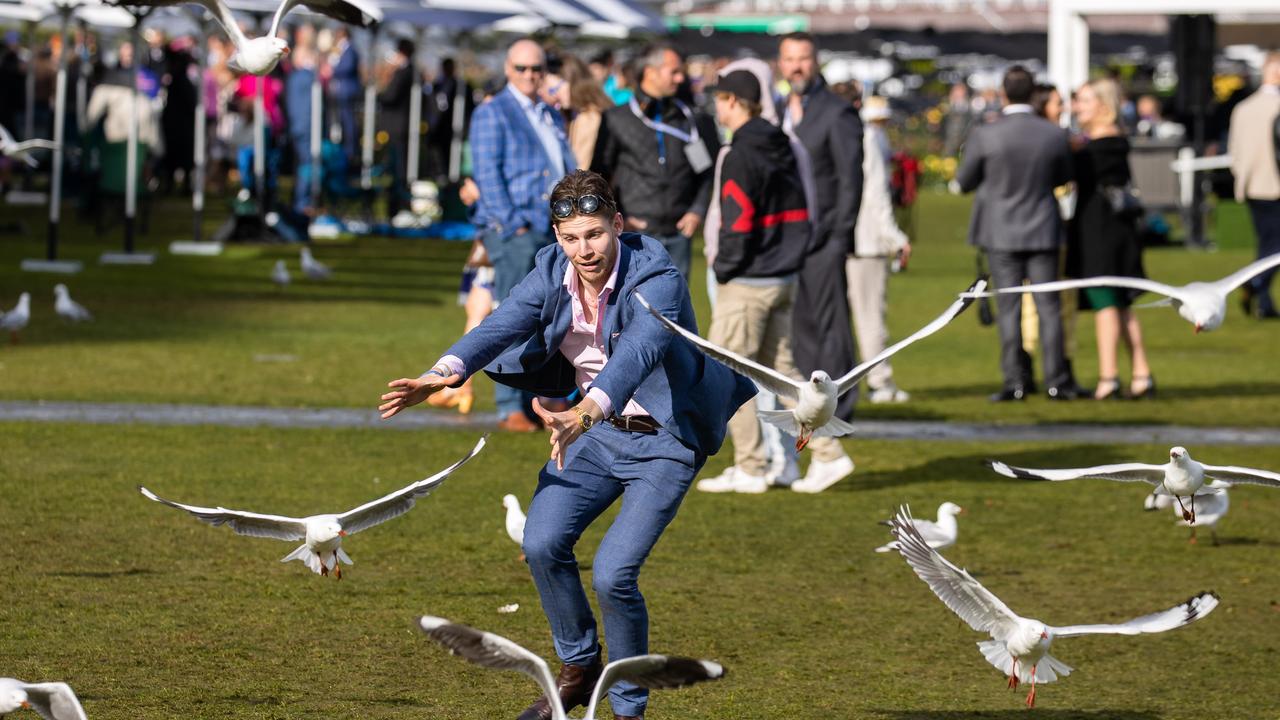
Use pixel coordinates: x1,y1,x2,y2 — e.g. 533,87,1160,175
513,64,545,74
551,194,610,219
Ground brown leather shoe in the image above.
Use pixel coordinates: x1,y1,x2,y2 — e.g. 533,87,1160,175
497,411,541,433
515,659,603,720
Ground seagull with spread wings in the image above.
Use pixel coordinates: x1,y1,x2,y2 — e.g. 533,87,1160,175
417,615,724,720
139,436,485,578
0,678,87,720
960,254,1280,332
886,505,1220,708
0,123,59,168
636,279,985,451
109,0,381,75
988,446,1280,524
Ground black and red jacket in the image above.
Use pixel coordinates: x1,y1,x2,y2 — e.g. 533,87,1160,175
714,117,813,284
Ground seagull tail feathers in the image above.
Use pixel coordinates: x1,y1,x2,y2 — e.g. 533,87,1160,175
811,415,856,438
758,409,801,436
336,547,353,565
281,544,322,574
977,641,1073,685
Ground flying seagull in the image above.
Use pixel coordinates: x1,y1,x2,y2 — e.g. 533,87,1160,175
988,446,1280,524
502,493,526,561
636,279,985,450
1,292,30,343
0,678,87,720
960,254,1280,332
108,0,382,76
300,246,331,280
875,501,962,553
886,505,1219,708
0,124,59,168
139,436,486,578
54,284,92,322
417,615,725,720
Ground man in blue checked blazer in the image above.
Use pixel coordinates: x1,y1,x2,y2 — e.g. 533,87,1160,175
470,38,576,431
381,171,755,720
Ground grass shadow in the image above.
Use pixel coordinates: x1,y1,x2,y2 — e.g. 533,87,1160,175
47,567,157,579
872,710,1163,719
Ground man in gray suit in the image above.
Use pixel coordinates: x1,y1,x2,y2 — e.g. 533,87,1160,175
957,66,1078,402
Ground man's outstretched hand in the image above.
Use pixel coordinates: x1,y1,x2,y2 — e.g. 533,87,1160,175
379,374,461,419
532,397,602,470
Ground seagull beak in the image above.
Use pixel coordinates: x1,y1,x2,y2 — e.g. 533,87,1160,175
1194,324,1202,334
22,701,31,709
338,530,347,537
958,507,967,515
282,46,291,55
1040,631,1048,639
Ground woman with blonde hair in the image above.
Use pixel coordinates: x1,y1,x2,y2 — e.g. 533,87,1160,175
1068,77,1154,399
547,54,613,169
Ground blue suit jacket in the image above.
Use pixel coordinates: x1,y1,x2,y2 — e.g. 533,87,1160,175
331,44,361,102
443,233,755,457
469,85,575,235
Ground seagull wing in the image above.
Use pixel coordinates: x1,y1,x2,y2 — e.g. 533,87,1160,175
0,123,14,147
585,655,725,720
634,292,801,400
337,436,486,535
887,505,1021,639
138,486,307,541
11,140,60,153
270,0,381,37
21,682,88,720
1209,254,1280,294
987,459,1166,484
1200,463,1280,488
835,278,985,395
418,616,563,718
109,0,249,45
1053,591,1219,638
967,276,1180,302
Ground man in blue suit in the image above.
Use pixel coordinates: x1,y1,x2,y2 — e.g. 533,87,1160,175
381,170,755,720
329,27,361,165
469,38,576,431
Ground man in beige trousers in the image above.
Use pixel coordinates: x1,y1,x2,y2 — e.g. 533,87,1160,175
1229,52,1280,319
694,70,855,495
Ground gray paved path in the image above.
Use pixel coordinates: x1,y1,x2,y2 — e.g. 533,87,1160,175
3,400,1280,446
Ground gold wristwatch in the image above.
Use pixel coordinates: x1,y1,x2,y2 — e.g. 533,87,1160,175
572,405,594,431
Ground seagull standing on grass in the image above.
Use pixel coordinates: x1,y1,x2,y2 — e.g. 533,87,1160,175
875,501,962,553
0,678,87,720
988,446,1280,524
1,292,30,343
107,0,381,76
54,284,92,322
886,505,1220,708
502,494,526,560
961,254,1280,332
417,616,725,720
139,437,485,578
636,279,985,450
271,259,290,288
300,246,331,280
0,124,59,168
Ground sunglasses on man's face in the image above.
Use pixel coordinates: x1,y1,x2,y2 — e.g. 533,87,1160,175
551,194,609,219
513,64,545,75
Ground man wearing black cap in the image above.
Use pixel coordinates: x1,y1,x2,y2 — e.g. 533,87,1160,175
695,70,855,495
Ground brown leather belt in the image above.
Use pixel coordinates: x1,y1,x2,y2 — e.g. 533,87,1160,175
604,414,660,434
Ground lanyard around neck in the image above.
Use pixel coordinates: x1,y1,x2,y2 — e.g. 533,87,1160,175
628,96,699,144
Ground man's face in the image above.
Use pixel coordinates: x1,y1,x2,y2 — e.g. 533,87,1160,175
643,49,685,99
504,40,545,100
713,92,735,128
778,38,817,95
554,211,623,288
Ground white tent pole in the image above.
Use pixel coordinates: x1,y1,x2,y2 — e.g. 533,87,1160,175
23,20,36,143
361,24,376,191
448,51,466,182
310,49,323,210
192,18,208,242
406,29,424,184
75,19,88,132
124,14,141,253
46,8,70,261
254,76,266,210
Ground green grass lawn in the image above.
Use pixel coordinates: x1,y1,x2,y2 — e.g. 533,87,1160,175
2,191,1280,719
3,425,1280,719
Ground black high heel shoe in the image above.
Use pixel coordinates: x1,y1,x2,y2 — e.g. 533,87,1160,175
1094,378,1121,400
1130,375,1157,400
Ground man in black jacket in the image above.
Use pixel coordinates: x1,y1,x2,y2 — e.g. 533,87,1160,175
378,38,416,217
591,44,719,279
778,32,863,422
695,70,855,496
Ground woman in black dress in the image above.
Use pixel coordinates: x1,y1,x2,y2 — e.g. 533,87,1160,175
1067,78,1154,400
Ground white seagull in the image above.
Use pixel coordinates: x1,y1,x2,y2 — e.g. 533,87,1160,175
961,254,1280,333
109,0,382,76
139,436,486,578
0,678,87,720
0,124,59,168
271,259,290,288
1145,486,1230,545
988,446,1280,524
300,246,331,280
875,501,962,553
417,615,725,720
636,279,985,450
1,292,31,343
886,505,1219,708
502,493,526,560
54,284,92,322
